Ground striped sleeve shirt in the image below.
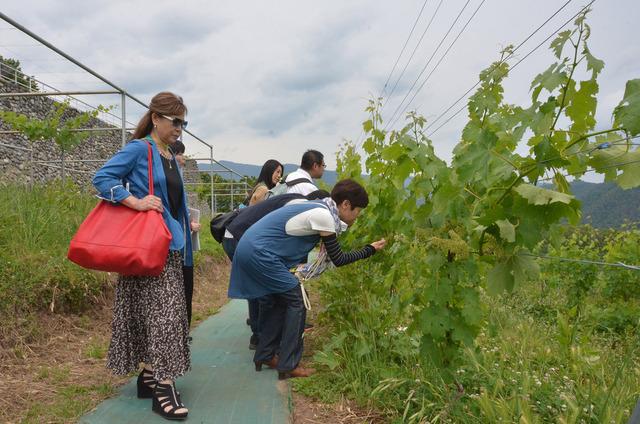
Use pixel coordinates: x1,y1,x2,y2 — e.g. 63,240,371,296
321,233,375,267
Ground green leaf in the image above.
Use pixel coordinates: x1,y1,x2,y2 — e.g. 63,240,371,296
313,350,340,370
512,254,540,285
613,79,640,136
530,63,566,102
460,289,482,326
487,262,513,295
495,219,516,243
584,45,604,78
514,183,574,205
381,142,405,161
355,339,371,357
362,119,373,133
550,30,572,59
451,319,475,346
419,305,451,340
617,160,640,189
428,277,454,306
565,79,598,134
554,172,570,193
393,157,413,189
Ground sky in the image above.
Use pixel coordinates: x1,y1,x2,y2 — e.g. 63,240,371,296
1,0,638,179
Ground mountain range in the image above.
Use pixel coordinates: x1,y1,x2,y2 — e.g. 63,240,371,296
199,161,639,228
200,160,340,185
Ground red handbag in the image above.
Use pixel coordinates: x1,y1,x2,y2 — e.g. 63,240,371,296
67,141,172,276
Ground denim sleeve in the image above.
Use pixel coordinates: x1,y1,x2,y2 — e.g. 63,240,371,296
92,141,144,203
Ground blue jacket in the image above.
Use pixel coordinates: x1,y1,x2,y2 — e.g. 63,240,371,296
92,137,193,267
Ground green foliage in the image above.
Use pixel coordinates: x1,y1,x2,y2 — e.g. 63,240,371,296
0,100,111,152
307,10,640,423
194,215,226,260
0,182,110,315
22,382,116,424
613,79,640,136
304,253,639,422
84,338,108,360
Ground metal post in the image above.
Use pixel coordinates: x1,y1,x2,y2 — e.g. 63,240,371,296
121,92,126,147
209,146,214,214
230,173,234,211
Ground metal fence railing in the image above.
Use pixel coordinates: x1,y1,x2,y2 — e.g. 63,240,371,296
0,11,249,213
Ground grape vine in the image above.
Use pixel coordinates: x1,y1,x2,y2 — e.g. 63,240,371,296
334,9,640,370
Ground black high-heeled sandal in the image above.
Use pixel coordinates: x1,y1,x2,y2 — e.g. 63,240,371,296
152,382,188,420
137,368,156,399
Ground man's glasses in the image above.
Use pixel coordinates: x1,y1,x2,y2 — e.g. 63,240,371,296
161,114,188,130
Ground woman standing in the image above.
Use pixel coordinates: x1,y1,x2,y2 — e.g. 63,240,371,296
244,159,283,206
93,92,192,420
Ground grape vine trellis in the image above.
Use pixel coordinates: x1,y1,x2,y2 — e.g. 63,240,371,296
335,10,640,370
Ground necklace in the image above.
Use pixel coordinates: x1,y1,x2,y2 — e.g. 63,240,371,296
161,154,173,169
145,135,173,169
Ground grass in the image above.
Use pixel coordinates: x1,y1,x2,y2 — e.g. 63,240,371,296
0,181,109,316
0,182,233,423
84,338,108,360
295,258,640,423
195,215,226,260
0,182,225,325
22,383,117,424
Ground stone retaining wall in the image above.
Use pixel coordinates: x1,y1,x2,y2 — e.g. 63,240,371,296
0,79,211,213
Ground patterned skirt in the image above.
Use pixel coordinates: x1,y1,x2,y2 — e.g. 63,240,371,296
106,251,190,381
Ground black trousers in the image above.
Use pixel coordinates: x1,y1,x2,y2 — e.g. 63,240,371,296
183,265,194,327
254,285,306,372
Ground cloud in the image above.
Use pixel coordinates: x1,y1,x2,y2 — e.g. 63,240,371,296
1,0,639,173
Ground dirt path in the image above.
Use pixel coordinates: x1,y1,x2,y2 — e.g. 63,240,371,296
0,255,230,424
0,253,380,423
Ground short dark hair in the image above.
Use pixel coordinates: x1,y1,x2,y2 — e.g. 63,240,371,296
301,150,324,171
331,179,368,209
172,140,185,155
306,189,331,200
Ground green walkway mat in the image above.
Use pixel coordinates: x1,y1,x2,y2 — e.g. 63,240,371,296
80,300,290,424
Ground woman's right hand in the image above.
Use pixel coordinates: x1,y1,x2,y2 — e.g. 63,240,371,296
124,195,163,212
370,238,386,251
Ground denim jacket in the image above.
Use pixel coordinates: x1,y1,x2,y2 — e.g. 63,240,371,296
92,138,193,267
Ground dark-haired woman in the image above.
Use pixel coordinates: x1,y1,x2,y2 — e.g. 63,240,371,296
229,179,386,379
245,159,283,206
93,92,193,420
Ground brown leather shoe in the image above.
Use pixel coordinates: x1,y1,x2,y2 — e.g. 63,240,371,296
254,355,279,371
278,367,316,380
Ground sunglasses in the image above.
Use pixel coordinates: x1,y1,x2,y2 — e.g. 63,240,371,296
160,114,188,130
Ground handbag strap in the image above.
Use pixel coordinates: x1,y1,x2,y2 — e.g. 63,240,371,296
144,139,154,196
